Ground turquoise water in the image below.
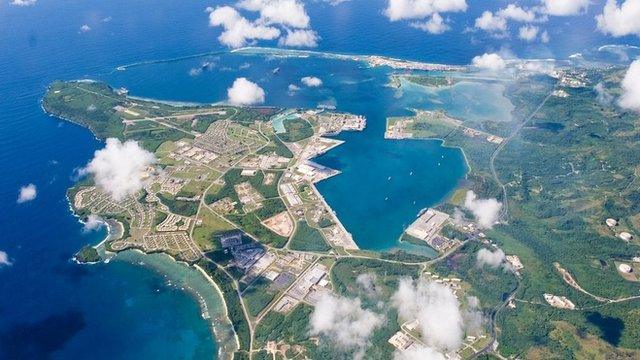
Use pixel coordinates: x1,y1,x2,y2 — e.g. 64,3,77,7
271,111,299,134
399,78,515,123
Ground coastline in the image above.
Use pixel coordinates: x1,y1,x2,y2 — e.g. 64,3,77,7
114,250,238,359
194,264,240,357
53,50,474,356
69,197,237,357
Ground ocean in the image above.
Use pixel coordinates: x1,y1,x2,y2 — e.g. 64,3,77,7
1,0,638,358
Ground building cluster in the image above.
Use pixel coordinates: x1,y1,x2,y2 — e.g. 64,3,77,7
366,55,465,72
550,69,588,88
385,118,415,139
300,110,366,136
234,182,264,212
211,197,236,214
424,272,463,297
460,127,504,145
297,137,344,160
156,213,191,232
293,161,338,183
160,176,187,195
238,154,291,170
111,231,200,262
273,262,331,312
218,231,266,272
170,141,219,165
405,209,459,253
194,120,265,156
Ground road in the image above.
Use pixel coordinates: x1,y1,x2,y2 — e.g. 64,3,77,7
472,90,556,358
489,90,555,221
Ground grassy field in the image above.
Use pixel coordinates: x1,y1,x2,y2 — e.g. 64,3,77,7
289,220,331,252
242,277,276,317
193,207,235,251
279,118,313,142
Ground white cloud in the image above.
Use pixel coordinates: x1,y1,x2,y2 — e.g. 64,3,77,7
475,4,547,37
619,60,640,112
209,6,281,48
474,11,507,33
542,0,589,16
0,251,12,267
301,76,323,87
356,273,378,297
410,13,450,34
541,30,550,43
80,24,91,32
462,296,484,335
393,345,446,360
287,84,301,93
227,77,266,105
518,59,556,74
594,82,614,105
596,0,640,37
498,4,538,22
310,293,384,356
467,295,480,308
80,139,156,201
463,190,502,228
10,0,36,6
471,53,506,72
518,25,539,41
384,0,467,21
17,183,37,203
209,2,318,48
392,278,464,351
278,29,319,47
83,214,105,232
476,248,506,268
238,0,310,28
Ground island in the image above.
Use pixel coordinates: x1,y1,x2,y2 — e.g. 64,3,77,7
42,50,640,360
73,245,101,264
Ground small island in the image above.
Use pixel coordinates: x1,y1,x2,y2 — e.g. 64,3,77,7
74,245,101,264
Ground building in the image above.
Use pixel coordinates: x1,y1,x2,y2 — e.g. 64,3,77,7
618,263,633,274
619,232,633,242
388,331,415,350
219,230,243,248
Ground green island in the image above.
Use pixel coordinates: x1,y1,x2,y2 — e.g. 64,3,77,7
74,245,101,264
43,63,640,360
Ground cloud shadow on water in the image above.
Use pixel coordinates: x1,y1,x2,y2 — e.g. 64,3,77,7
0,311,86,359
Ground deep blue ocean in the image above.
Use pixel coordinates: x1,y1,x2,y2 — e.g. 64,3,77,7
1,0,638,358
